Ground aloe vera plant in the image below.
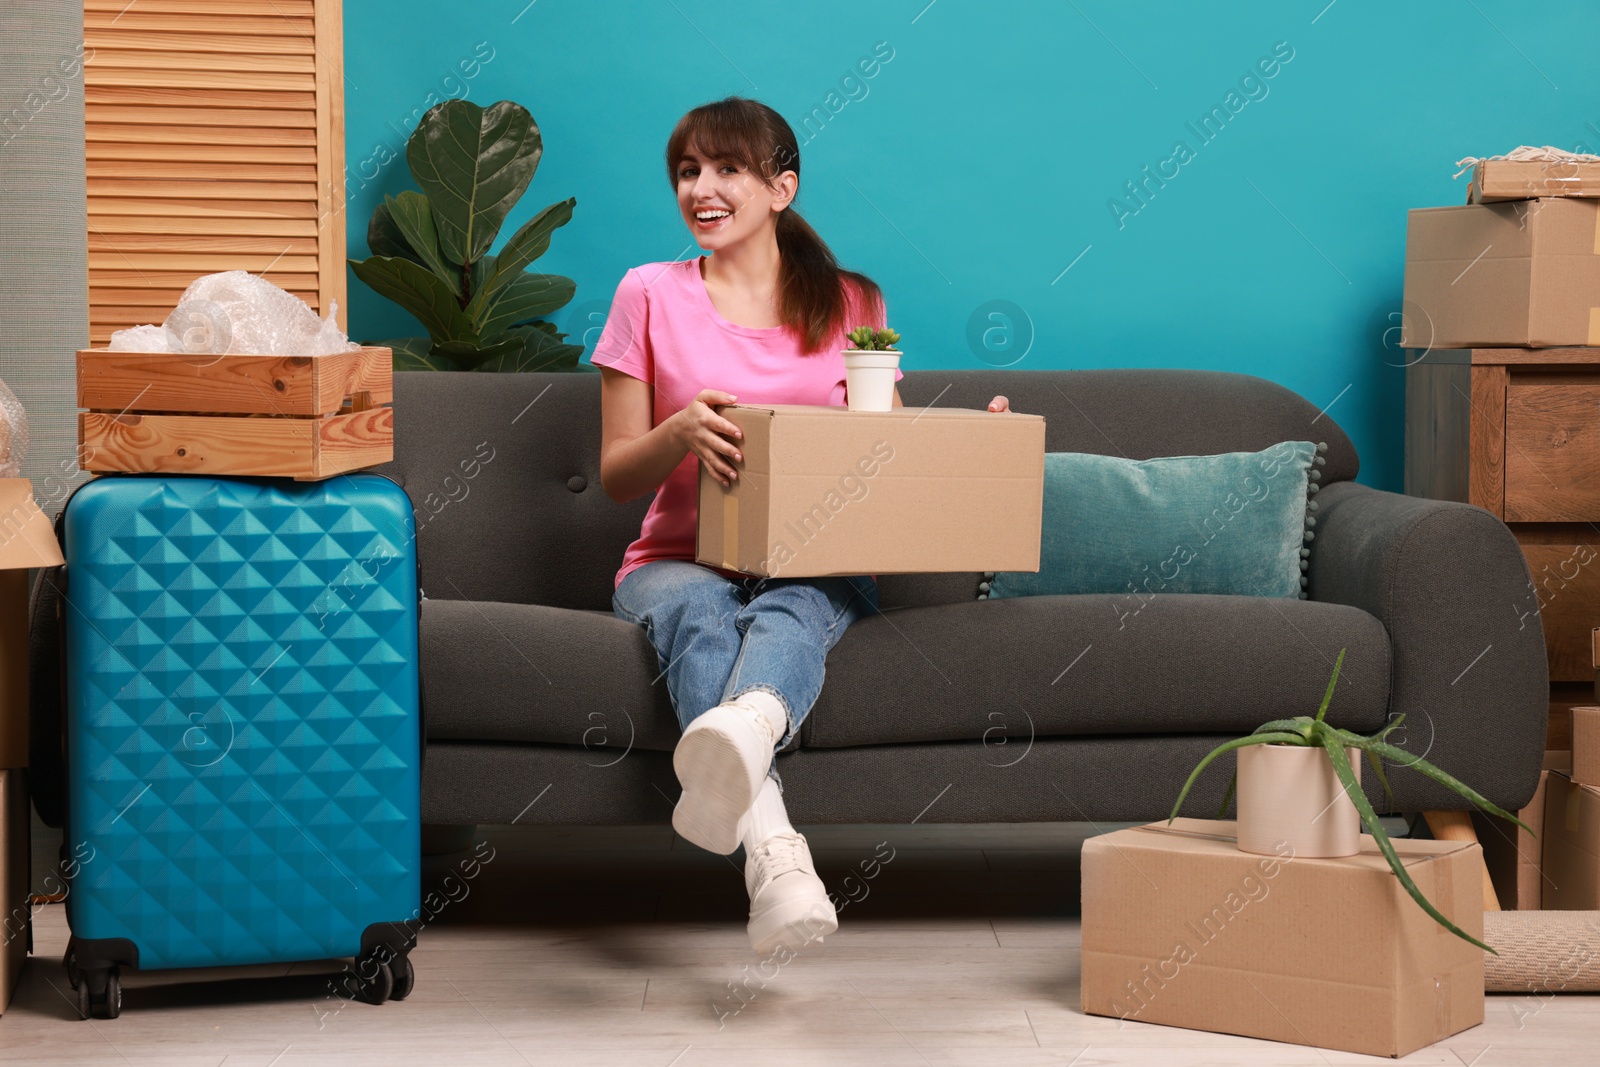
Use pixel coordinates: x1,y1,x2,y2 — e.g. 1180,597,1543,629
1169,648,1531,953
845,325,900,351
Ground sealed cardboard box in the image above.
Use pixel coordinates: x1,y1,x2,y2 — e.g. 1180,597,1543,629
1468,158,1600,203
1473,751,1566,910
696,404,1044,578
1082,819,1484,1059
1576,708,1600,787
0,480,66,768
0,769,28,1014
1544,769,1600,909
1401,198,1600,348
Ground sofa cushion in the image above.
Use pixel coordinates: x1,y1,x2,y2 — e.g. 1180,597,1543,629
801,593,1391,748
988,441,1318,602
421,599,686,753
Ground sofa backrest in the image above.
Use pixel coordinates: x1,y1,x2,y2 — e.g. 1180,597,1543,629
371,368,1358,613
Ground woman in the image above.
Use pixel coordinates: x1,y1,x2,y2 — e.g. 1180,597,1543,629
592,96,1010,954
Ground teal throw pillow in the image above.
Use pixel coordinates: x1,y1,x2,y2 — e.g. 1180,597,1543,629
985,440,1323,604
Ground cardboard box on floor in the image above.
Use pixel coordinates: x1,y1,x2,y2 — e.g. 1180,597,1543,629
1401,198,1600,348
1474,750,1568,910
1543,768,1600,909
0,770,29,1014
0,480,65,768
695,404,1045,578
1081,819,1484,1059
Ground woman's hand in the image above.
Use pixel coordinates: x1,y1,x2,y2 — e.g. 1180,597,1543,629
672,389,744,487
987,395,1011,413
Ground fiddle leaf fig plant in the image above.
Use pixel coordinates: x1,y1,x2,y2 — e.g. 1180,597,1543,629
846,325,900,351
1169,648,1532,954
350,99,585,373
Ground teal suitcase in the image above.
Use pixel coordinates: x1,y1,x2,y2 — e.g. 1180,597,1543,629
42,473,422,1018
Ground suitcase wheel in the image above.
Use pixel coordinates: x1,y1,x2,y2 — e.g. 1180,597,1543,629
63,943,81,991
102,970,122,1020
350,950,394,1006
388,953,415,1002
75,966,120,1020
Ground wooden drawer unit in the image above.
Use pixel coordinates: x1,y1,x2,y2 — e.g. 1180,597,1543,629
1505,377,1600,521
1408,348,1600,740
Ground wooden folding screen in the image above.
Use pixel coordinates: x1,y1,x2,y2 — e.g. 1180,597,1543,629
83,0,346,346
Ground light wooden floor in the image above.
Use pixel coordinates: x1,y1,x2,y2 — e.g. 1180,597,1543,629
2,822,1594,1066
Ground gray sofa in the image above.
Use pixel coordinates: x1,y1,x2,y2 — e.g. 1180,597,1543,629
372,368,1548,828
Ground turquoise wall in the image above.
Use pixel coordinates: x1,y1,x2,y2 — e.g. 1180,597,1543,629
343,0,1600,491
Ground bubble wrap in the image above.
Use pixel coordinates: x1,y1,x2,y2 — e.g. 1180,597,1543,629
0,375,28,479
108,271,358,356
107,324,169,352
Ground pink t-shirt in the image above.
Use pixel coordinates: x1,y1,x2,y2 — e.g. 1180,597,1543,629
590,257,903,590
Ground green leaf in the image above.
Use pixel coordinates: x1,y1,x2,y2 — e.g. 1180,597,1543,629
431,335,525,371
469,253,496,304
1319,732,1495,954
476,273,576,337
1336,731,1534,837
407,99,542,267
1374,713,1407,743
1252,717,1314,739
349,256,478,345
377,336,454,371
1314,647,1347,724
1365,748,1396,809
470,324,584,373
466,198,576,320
1169,733,1308,824
368,201,423,265
1214,771,1237,820
385,190,459,293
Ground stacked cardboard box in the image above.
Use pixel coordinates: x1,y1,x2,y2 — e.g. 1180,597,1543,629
1402,178,1600,350
1081,819,1484,1058
1473,751,1566,910
1403,156,1600,763
0,480,66,1013
1541,704,1600,909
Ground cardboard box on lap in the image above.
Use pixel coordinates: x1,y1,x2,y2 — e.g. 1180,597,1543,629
695,404,1045,578
1081,819,1484,1059
1401,198,1600,349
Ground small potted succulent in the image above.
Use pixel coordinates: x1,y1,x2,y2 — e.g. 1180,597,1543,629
843,325,901,412
1169,648,1531,953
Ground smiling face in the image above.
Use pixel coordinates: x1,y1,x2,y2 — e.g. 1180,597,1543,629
675,144,796,251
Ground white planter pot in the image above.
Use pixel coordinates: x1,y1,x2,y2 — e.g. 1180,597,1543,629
1236,742,1361,858
843,349,900,412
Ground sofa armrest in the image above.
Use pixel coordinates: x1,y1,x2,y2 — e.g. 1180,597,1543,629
1308,480,1547,813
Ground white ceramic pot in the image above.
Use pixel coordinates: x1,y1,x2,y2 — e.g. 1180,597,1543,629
1236,742,1361,858
843,350,900,412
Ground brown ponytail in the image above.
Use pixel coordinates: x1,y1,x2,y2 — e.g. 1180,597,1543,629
666,96,883,354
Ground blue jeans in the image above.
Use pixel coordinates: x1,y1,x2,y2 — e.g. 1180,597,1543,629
612,561,880,771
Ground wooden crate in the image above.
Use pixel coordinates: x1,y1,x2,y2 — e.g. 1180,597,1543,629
77,346,392,480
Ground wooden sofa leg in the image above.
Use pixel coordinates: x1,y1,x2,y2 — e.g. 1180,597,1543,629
1422,810,1501,912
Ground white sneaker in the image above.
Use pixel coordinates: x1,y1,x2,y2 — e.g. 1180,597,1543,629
672,696,780,855
744,832,838,954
